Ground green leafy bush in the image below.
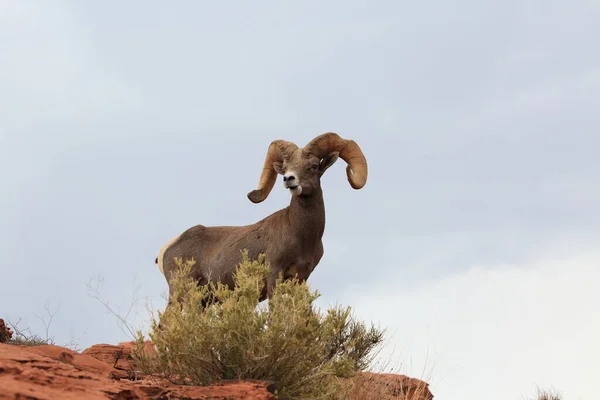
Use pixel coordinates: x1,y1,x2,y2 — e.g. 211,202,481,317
134,250,384,399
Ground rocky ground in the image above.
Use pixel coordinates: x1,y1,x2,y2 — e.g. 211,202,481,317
0,319,433,399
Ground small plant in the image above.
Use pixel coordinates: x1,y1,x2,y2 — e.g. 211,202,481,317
6,301,58,347
531,387,562,400
4,301,85,351
134,250,385,399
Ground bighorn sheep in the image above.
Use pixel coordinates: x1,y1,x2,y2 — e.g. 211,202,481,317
155,132,368,307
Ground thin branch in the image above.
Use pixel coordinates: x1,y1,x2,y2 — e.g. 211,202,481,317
33,299,60,343
85,274,148,341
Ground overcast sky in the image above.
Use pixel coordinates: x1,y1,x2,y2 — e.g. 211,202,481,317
1,1,598,399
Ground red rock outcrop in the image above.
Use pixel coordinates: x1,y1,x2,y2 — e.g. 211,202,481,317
0,342,276,399
82,341,153,378
0,319,12,343
0,340,433,399
350,371,434,400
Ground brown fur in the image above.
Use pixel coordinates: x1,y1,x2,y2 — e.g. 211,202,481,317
156,133,367,310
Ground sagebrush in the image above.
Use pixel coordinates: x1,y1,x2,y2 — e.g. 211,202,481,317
133,250,385,399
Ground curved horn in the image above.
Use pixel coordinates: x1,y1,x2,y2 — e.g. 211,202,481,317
247,140,298,203
304,132,368,189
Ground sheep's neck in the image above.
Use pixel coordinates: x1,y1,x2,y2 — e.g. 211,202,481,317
287,189,326,243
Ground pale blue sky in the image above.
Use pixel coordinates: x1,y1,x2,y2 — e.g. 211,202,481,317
1,1,599,399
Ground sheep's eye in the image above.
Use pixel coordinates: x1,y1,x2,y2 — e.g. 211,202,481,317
311,164,318,170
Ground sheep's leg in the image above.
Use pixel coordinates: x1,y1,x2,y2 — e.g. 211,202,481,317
264,266,281,300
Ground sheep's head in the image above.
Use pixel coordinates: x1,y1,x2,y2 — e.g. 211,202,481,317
247,132,368,203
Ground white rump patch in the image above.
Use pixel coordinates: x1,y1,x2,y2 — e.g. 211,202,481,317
157,233,181,275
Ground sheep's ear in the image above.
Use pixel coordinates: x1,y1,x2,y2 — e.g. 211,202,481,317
319,151,339,175
273,161,285,175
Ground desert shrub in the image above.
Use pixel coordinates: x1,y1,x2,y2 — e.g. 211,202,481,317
531,388,562,400
134,250,385,399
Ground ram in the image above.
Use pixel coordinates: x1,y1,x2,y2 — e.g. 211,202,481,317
155,132,368,308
